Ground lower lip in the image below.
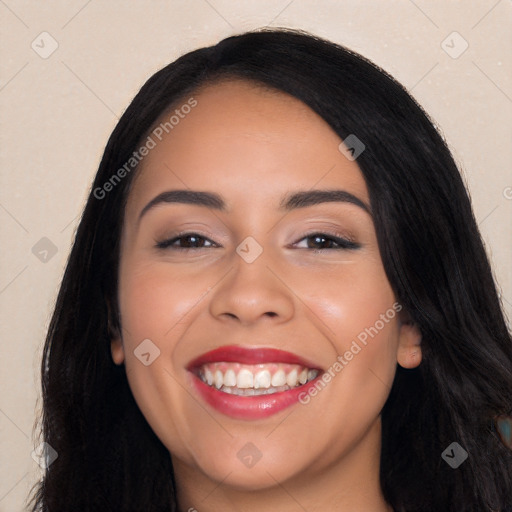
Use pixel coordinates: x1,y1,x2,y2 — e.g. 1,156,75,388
190,373,321,420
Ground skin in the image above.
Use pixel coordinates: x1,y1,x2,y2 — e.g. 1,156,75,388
111,79,422,512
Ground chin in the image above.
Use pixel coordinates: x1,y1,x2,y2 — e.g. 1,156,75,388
201,461,303,491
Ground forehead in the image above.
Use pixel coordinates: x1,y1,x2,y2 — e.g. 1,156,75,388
125,79,368,217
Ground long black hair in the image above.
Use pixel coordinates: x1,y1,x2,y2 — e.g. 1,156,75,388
29,28,512,511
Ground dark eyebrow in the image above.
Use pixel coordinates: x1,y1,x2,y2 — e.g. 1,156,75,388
138,188,371,222
138,190,226,222
279,189,371,215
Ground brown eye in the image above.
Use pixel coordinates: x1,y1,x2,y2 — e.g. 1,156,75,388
156,233,217,250
295,233,360,251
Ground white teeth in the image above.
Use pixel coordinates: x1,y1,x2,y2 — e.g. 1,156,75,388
222,385,290,396
237,369,254,388
224,369,236,387
286,368,298,387
254,370,271,389
199,363,320,395
271,369,287,387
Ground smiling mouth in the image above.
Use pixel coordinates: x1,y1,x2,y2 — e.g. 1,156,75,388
196,362,320,396
187,345,324,419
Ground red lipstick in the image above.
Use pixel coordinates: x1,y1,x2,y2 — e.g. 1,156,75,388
187,345,322,420
187,345,319,368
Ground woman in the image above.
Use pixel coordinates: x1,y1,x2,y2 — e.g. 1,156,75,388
29,28,512,511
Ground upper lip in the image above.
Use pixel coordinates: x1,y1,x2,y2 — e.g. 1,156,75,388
187,345,322,371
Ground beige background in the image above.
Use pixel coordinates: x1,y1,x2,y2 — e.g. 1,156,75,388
1,1,511,510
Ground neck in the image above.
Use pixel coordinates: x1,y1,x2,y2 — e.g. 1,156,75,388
173,417,393,512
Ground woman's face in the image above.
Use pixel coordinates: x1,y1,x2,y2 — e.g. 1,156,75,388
112,80,421,491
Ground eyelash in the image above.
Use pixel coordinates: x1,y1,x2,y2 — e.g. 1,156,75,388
155,231,360,252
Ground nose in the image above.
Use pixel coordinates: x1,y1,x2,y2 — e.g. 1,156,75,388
208,252,295,326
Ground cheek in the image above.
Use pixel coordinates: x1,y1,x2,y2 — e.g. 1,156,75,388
296,288,399,464
298,257,398,353
309,290,399,394
116,260,201,403
297,259,399,413
118,260,209,341
116,261,210,460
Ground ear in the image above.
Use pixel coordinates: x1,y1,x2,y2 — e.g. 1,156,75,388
111,335,125,365
396,309,422,369
107,299,125,365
